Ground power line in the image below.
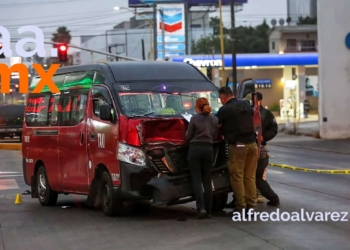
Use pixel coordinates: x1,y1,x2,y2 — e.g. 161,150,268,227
4,11,131,29
0,10,113,23
6,15,119,30
0,0,94,8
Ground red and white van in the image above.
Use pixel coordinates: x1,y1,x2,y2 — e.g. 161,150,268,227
22,61,258,216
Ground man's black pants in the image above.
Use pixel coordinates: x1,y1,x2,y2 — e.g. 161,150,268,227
187,142,214,214
256,157,279,203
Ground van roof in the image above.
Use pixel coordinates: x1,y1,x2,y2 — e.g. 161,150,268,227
53,61,208,82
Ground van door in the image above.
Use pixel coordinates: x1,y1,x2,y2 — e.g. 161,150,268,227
237,78,262,155
58,89,89,193
86,85,120,187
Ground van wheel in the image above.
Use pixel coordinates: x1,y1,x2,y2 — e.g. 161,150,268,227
101,171,123,217
212,192,228,212
36,166,58,206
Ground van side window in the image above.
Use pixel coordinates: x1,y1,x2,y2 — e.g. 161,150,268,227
91,86,113,119
25,94,51,127
59,91,88,126
49,94,61,126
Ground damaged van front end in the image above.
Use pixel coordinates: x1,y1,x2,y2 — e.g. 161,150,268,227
116,115,231,211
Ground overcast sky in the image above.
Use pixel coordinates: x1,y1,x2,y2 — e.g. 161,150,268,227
0,0,287,55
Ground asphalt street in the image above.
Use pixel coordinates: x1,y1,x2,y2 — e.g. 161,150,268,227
0,134,349,250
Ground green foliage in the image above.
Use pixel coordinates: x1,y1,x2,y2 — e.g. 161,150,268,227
51,26,72,44
297,16,317,25
269,103,280,112
191,18,270,54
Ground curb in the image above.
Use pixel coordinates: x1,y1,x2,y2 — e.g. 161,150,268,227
0,143,22,150
272,144,350,155
269,163,350,174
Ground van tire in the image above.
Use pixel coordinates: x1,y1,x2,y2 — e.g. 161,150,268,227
101,171,123,217
36,166,58,206
212,192,228,212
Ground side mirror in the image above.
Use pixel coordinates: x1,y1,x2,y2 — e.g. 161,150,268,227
100,103,112,121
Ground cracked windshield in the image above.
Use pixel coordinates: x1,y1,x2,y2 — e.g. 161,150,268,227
118,89,222,117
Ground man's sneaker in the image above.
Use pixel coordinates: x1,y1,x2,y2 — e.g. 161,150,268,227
205,214,212,219
225,200,235,208
257,195,264,203
267,201,280,206
197,209,207,219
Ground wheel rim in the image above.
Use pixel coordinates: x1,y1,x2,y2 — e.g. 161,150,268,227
103,183,110,207
38,173,47,200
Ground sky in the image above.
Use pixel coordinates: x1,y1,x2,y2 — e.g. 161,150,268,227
0,0,287,56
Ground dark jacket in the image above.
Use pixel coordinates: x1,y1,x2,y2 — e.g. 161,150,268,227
260,105,278,146
185,113,218,144
215,98,256,145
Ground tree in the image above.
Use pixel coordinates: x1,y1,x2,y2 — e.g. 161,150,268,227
51,26,72,45
297,16,317,25
51,26,72,65
191,19,270,55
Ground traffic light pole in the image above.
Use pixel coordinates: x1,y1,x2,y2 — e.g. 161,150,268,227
10,41,142,62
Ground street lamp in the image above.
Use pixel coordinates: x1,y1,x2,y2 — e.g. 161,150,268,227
114,6,154,60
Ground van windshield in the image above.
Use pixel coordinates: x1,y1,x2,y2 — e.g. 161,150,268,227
113,81,222,117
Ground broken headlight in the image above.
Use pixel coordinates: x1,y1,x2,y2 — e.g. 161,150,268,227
117,143,146,167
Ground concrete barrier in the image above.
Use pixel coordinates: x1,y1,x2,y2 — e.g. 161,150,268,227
0,143,22,150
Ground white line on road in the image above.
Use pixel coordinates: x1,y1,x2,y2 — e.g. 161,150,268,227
0,171,23,174
0,179,19,190
267,169,284,174
0,174,23,177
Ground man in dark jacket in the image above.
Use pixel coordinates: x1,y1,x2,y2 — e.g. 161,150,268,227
226,91,280,208
256,92,280,206
216,87,258,214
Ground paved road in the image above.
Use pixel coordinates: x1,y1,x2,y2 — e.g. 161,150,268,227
0,135,349,250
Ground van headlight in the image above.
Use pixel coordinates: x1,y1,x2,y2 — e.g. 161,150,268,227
117,143,146,167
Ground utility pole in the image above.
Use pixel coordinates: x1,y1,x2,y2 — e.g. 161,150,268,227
161,9,166,60
230,0,237,96
153,3,158,60
219,0,226,87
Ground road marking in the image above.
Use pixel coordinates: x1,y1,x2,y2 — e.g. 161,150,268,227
0,179,19,190
0,172,23,174
0,175,23,178
269,163,350,174
267,169,284,174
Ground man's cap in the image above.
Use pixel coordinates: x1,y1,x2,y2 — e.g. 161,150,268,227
256,92,263,101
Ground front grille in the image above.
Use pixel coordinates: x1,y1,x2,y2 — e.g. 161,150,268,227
148,141,228,174
150,158,170,173
168,147,189,173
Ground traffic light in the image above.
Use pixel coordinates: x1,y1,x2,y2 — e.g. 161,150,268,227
15,84,19,92
57,44,68,62
0,43,5,59
206,66,212,81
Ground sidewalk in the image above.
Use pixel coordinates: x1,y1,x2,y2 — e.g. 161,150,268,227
275,114,319,125
275,115,319,137
270,133,350,154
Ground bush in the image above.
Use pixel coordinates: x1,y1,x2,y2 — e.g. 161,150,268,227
269,103,280,112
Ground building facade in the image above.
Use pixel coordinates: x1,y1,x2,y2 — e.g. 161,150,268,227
269,25,318,54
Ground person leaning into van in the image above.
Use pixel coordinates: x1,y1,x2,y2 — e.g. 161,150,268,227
255,92,280,206
215,87,258,215
185,97,218,219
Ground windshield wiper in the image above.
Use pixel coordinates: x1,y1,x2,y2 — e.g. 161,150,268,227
129,111,156,118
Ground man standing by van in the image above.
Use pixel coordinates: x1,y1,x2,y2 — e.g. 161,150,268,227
255,92,280,206
216,87,258,214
